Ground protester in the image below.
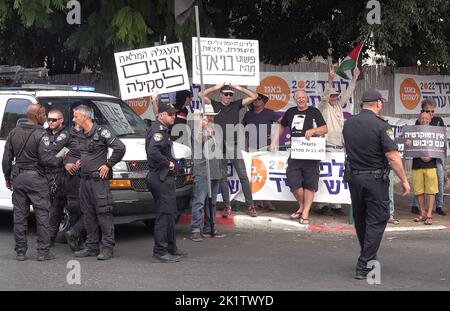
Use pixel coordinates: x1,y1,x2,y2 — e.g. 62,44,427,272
190,105,226,241
316,65,360,216
412,112,438,225
270,90,328,224
243,92,281,211
199,83,259,217
411,98,446,216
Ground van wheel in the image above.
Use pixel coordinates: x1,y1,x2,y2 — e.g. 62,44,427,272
55,209,71,243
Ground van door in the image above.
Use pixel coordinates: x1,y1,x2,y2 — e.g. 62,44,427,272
0,95,38,210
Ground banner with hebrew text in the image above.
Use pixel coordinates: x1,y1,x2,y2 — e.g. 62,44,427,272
240,151,351,204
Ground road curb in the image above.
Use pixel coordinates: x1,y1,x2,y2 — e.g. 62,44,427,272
179,214,450,233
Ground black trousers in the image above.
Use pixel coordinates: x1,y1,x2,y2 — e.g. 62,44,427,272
12,171,51,255
64,172,85,236
79,178,114,252
146,171,177,256
349,173,390,272
47,172,67,239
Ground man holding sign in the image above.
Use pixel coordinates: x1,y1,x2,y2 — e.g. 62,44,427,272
270,90,328,224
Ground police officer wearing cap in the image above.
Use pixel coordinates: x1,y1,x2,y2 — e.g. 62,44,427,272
72,105,125,260
146,101,187,263
2,103,63,261
43,109,70,246
343,88,410,279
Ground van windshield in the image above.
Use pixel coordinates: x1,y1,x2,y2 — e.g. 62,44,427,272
38,97,148,138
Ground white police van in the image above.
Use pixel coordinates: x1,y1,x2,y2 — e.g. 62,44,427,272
0,84,193,235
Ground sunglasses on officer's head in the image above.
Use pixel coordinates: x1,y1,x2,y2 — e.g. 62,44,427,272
48,118,61,122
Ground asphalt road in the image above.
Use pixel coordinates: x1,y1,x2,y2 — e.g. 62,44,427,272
0,211,449,291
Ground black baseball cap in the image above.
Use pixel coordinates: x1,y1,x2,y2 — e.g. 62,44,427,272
361,88,386,103
158,102,178,113
220,85,235,95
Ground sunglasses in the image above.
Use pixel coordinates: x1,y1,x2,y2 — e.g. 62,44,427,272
222,93,233,97
165,112,176,117
422,110,435,113
48,118,61,122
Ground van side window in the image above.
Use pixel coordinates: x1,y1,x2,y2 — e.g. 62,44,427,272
0,98,32,139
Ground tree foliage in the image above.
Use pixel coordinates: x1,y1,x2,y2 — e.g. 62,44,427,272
0,0,448,74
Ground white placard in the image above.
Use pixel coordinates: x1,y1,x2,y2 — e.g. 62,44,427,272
394,73,450,114
290,137,326,160
114,43,190,100
93,101,135,136
192,37,260,86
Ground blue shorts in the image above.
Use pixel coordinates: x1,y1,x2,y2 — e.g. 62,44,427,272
286,158,320,192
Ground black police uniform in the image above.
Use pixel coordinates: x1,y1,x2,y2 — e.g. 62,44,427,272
78,124,125,257
146,118,180,260
63,126,86,250
2,123,62,258
43,126,70,243
343,107,398,275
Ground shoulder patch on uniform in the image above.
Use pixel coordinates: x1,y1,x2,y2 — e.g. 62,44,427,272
42,135,50,146
159,125,164,130
56,133,67,141
386,128,395,141
100,129,111,139
153,133,163,142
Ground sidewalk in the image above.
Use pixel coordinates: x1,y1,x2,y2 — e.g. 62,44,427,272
179,193,450,233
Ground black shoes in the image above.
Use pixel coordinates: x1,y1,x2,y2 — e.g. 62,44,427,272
16,252,26,261
97,250,113,261
74,248,99,257
354,267,374,280
169,249,188,258
152,253,180,263
65,231,82,252
436,208,447,216
37,252,56,261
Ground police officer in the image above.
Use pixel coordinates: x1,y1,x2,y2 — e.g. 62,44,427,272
72,105,125,260
43,109,70,246
2,103,63,261
146,102,187,263
343,88,410,279
63,124,86,251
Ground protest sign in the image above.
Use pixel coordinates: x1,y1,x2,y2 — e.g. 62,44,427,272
250,72,356,114
114,43,190,100
394,74,450,114
192,37,260,85
290,137,326,160
239,151,351,204
401,125,447,161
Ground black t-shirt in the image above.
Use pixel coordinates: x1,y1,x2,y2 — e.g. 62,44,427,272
243,108,280,149
210,99,244,146
412,157,437,169
280,106,326,138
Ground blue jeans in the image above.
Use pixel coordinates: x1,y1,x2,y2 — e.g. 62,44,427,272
412,159,444,209
389,170,394,217
191,176,220,233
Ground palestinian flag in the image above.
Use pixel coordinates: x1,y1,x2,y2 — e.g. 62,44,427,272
336,41,365,80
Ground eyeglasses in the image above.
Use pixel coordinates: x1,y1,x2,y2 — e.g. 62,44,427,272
48,118,61,122
222,93,233,97
165,112,176,117
423,110,435,114
256,97,262,101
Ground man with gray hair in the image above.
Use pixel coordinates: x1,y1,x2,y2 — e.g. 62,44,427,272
72,105,125,260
